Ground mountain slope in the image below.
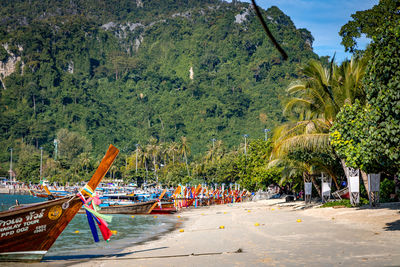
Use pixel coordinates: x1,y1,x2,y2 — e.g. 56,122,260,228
0,0,318,165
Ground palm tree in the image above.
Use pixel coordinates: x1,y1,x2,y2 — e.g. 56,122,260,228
147,137,160,182
78,152,91,175
284,59,339,125
335,57,367,106
271,57,366,191
178,136,191,177
159,142,168,168
283,57,366,126
269,158,321,197
109,165,117,179
271,119,331,160
141,146,150,180
167,142,179,165
205,140,225,163
273,57,366,156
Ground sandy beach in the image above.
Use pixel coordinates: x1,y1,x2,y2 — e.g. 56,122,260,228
8,199,400,267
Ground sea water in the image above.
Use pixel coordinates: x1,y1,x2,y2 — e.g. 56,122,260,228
0,194,177,259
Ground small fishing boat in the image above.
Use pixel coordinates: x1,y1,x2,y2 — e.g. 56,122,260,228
0,145,119,262
150,202,177,214
29,187,70,199
96,189,168,215
95,200,157,214
332,187,350,200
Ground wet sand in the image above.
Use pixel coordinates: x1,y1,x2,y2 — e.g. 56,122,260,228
8,199,400,266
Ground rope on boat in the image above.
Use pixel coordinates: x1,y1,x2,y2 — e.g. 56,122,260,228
62,195,75,209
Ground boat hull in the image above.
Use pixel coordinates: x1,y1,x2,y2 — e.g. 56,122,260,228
97,200,157,214
150,202,177,214
0,250,47,262
0,196,82,262
150,207,177,214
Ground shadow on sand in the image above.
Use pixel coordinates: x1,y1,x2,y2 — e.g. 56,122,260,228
356,202,400,231
43,246,168,261
384,219,400,231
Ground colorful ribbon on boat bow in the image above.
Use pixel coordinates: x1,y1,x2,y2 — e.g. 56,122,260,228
78,192,113,242
82,184,95,197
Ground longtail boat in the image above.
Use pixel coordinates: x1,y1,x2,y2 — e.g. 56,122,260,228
0,144,119,262
94,200,157,214
148,189,176,214
150,202,177,214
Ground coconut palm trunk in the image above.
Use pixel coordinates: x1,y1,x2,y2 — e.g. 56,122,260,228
184,151,190,177
360,170,369,196
311,174,322,198
153,155,158,183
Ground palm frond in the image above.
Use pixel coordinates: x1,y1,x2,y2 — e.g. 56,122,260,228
283,98,313,115
271,133,330,159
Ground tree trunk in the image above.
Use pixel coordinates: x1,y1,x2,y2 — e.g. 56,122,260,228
153,156,158,182
360,170,369,197
340,159,369,200
394,175,399,196
340,159,348,180
159,116,164,130
311,175,321,198
145,161,148,178
184,152,190,177
325,168,340,191
33,95,36,115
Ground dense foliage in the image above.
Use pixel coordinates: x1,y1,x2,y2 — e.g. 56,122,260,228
331,18,400,176
0,0,319,182
330,102,379,172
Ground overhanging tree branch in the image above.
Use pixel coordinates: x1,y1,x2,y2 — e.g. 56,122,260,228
251,0,288,60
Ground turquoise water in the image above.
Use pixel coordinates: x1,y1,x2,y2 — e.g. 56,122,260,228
0,194,45,211
0,194,177,259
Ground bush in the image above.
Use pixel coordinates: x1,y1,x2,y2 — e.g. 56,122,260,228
321,197,369,208
380,178,396,202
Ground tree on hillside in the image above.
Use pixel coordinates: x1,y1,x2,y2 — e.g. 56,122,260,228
108,51,141,80
0,0,320,167
16,142,41,182
57,128,92,160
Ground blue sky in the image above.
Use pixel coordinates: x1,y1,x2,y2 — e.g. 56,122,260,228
239,0,379,63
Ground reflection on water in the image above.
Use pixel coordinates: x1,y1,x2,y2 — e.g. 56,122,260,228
0,194,177,257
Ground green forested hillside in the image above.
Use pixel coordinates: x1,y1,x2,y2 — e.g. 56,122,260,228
0,0,319,178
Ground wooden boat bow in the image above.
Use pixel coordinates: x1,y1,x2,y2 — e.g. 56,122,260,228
0,144,119,262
